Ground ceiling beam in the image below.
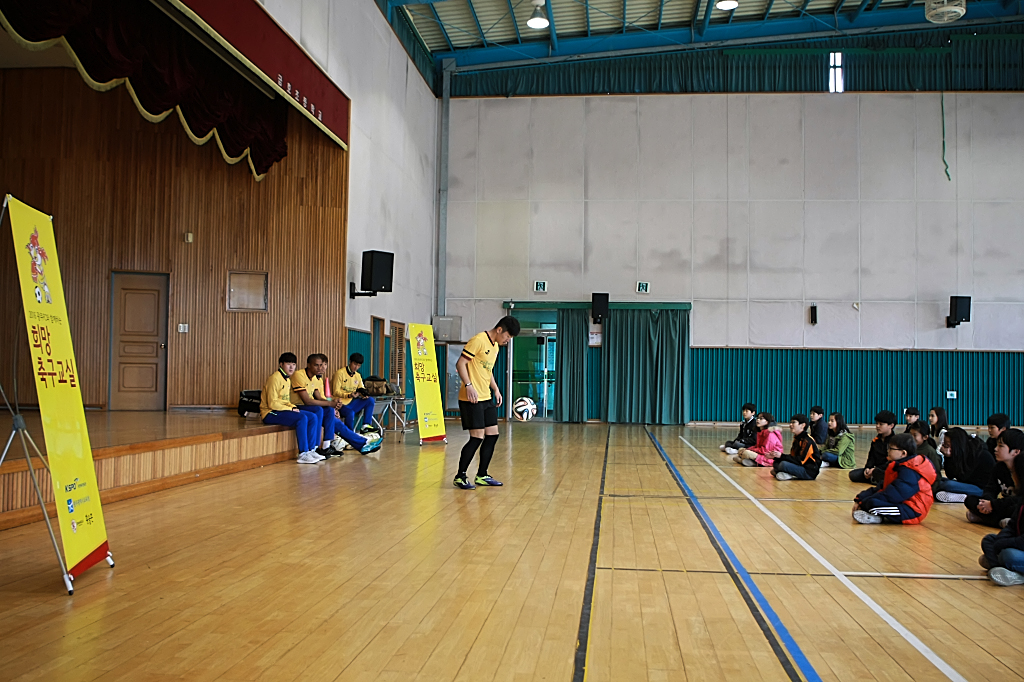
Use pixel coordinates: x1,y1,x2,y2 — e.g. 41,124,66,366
698,0,714,36
465,0,489,45
430,4,455,50
505,0,523,42
586,0,592,34
847,0,872,22
762,0,777,20
657,0,666,28
868,0,885,10
798,0,812,12
436,2,1022,67
546,0,559,51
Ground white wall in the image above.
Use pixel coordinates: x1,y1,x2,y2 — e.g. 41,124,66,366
446,93,1024,350
262,0,438,331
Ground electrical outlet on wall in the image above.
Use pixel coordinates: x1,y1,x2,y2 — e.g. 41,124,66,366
177,323,189,333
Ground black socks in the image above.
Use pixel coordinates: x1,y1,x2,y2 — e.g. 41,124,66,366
477,434,499,477
458,437,483,477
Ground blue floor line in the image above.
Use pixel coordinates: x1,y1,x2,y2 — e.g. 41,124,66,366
646,430,822,682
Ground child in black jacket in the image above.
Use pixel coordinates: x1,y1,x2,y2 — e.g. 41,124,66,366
980,454,1024,587
935,427,997,503
809,406,827,445
720,403,757,455
773,414,821,481
966,428,1022,528
849,411,897,486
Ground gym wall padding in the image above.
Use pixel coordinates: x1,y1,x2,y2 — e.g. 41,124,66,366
690,347,1024,426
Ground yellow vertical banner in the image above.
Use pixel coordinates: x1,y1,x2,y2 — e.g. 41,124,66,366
6,195,110,579
408,323,446,442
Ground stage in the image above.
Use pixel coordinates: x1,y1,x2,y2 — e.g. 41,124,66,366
0,410,294,530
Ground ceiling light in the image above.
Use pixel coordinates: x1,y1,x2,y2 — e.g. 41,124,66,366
715,0,739,9
527,0,549,29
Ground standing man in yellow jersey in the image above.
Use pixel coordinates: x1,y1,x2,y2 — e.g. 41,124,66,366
259,352,321,464
453,315,520,489
331,352,376,432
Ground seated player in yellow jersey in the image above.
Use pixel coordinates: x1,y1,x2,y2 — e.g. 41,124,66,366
291,354,380,458
453,315,520,490
258,352,321,464
331,352,376,433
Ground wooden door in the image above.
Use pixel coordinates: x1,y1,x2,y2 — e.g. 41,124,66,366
110,273,168,410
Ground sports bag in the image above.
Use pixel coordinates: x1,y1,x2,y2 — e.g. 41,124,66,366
237,390,261,417
364,376,389,396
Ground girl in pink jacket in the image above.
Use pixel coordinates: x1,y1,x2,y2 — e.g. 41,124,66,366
731,413,784,467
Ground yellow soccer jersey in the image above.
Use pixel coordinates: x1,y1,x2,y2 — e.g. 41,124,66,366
260,369,295,419
458,331,498,402
331,368,363,405
290,368,324,406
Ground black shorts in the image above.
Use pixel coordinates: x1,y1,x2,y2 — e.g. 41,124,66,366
459,399,498,431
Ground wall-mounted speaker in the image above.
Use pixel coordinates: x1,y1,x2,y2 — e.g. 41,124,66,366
361,250,394,293
592,293,609,324
946,296,971,328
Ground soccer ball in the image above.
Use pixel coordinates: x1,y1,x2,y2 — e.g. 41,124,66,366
513,397,537,422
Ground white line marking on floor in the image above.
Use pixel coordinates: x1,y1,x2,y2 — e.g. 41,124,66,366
679,435,968,682
842,572,987,581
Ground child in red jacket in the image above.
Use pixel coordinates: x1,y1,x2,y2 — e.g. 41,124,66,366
731,412,783,467
853,433,937,525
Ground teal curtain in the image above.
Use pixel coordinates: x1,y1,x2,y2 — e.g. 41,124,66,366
554,308,588,423
601,308,689,425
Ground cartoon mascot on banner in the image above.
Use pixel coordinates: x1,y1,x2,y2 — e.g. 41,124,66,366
25,228,52,304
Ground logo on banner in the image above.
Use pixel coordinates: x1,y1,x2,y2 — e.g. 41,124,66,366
25,228,52,304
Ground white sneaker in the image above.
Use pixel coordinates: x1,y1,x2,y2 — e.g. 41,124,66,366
297,451,319,464
719,444,727,452
724,447,738,456
936,491,967,504
853,510,882,525
775,472,796,481
820,461,831,468
989,567,1024,587
363,431,382,444
312,450,327,461
1001,518,1011,529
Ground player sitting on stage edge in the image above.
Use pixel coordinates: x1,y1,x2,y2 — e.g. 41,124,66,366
259,352,320,464
453,315,520,490
332,353,376,433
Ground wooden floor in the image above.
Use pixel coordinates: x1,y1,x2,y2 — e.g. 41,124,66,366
0,424,1019,681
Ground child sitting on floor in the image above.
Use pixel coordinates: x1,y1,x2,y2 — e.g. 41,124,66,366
980,454,1024,587
966,428,1023,528
809,406,828,445
849,410,897,486
772,414,822,481
731,412,783,467
903,407,921,433
719,403,758,456
935,427,996,503
852,433,936,525
907,420,942,496
819,412,856,469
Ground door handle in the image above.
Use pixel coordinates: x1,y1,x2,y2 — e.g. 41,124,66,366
160,343,167,349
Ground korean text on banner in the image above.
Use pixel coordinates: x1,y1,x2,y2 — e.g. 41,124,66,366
7,195,109,578
407,324,446,441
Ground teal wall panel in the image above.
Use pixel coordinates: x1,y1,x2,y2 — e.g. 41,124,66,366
587,346,602,421
347,329,371,371
691,348,1024,426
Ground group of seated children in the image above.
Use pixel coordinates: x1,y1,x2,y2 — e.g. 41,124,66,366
259,352,383,464
719,404,1024,586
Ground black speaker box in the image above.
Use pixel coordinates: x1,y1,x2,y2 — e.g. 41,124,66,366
947,295,971,328
361,251,394,293
592,293,609,323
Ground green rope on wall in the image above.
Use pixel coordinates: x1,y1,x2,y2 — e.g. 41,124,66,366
941,92,951,182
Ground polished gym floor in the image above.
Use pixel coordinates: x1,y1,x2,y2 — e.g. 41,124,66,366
0,423,1016,681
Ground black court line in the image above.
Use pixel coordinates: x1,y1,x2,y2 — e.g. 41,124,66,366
571,424,610,682
602,493,850,503
644,426,808,682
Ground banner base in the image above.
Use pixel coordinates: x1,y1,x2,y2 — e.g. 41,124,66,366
419,435,448,446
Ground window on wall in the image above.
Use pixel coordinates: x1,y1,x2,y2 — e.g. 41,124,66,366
227,271,268,311
829,52,844,93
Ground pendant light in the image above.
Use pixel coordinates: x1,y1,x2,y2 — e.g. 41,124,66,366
527,0,550,29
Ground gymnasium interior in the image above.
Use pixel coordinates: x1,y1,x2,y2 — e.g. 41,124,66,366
1,0,1023,680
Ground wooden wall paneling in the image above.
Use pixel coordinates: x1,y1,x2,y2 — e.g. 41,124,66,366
0,68,348,408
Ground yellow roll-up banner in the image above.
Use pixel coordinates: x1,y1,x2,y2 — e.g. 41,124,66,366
7,195,110,578
408,323,446,442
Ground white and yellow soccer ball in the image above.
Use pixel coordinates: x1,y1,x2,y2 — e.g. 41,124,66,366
513,396,537,422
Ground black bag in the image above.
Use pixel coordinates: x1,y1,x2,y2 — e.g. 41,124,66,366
238,390,261,417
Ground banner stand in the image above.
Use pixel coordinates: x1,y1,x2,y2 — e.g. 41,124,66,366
0,196,114,595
